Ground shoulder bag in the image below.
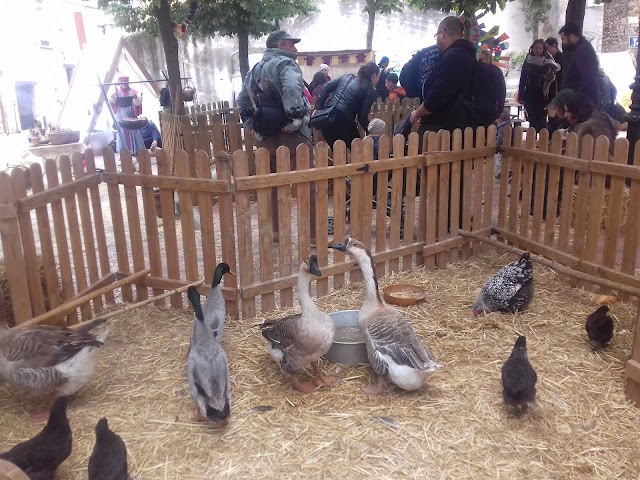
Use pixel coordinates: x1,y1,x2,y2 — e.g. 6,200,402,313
309,75,355,130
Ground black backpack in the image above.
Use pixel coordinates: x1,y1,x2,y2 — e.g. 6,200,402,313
465,62,506,127
399,48,427,99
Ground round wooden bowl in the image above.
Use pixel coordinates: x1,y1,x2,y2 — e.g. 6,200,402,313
0,460,29,480
118,119,148,131
383,284,426,306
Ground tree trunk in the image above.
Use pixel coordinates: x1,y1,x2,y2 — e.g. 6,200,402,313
461,9,472,40
366,1,375,50
155,0,184,115
565,0,586,31
238,20,250,80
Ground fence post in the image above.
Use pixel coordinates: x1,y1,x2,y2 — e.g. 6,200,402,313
233,150,256,319
626,307,640,406
0,172,32,324
215,151,239,320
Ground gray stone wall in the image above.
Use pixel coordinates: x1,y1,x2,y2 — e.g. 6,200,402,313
603,0,632,53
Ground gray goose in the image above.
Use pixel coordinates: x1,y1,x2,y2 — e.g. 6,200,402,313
0,318,107,419
259,255,336,393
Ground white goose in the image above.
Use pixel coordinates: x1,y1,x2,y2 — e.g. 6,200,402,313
330,237,441,394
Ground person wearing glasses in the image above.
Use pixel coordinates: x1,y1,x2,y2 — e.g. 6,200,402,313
408,16,477,135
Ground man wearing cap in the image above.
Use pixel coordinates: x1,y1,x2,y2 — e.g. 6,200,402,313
237,29,315,240
109,75,145,154
375,56,392,99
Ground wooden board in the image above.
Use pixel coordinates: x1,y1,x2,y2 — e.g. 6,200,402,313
29,163,62,311
255,148,276,313
137,150,164,304
44,159,78,324
10,168,45,316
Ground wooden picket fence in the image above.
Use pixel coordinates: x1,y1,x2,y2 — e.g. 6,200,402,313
160,96,422,167
1,124,639,401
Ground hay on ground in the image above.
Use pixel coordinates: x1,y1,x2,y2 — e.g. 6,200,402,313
1,252,639,479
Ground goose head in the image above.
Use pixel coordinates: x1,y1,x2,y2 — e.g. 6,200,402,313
301,254,322,277
329,236,369,262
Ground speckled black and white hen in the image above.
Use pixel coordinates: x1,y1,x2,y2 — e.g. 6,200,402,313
473,253,534,316
501,336,537,412
585,305,614,350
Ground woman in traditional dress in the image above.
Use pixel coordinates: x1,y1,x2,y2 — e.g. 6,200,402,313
109,75,146,154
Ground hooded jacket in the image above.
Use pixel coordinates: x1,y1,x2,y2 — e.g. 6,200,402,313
237,48,312,138
422,39,477,128
315,74,377,133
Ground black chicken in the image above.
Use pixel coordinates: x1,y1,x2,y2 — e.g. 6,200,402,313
585,305,614,350
0,396,72,479
88,417,130,480
501,336,537,413
473,252,534,315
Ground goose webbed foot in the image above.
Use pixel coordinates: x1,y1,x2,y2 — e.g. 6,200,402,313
30,394,57,423
291,376,318,394
312,363,337,387
362,376,387,396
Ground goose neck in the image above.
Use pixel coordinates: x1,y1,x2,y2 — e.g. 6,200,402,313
298,271,315,310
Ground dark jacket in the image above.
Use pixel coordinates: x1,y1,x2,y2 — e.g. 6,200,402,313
518,54,559,106
237,48,312,138
400,45,440,101
316,74,377,133
561,37,599,107
375,67,392,98
421,39,477,129
140,120,162,149
552,50,563,92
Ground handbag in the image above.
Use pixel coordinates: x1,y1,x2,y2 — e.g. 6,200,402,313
309,106,336,129
310,75,355,130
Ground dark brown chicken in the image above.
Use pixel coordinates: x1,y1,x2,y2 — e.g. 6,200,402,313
585,305,614,350
88,417,130,480
501,336,537,413
0,396,72,480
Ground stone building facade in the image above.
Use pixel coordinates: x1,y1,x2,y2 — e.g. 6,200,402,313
603,0,639,53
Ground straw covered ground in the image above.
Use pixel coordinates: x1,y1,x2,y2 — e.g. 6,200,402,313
1,252,640,479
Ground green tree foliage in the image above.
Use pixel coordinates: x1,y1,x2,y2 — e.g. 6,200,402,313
407,0,511,38
520,0,550,42
193,0,317,79
364,0,404,50
98,0,189,114
99,0,316,111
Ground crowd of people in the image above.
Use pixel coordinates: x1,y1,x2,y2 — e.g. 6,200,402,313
235,18,628,238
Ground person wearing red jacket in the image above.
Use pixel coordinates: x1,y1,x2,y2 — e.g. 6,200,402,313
385,73,406,105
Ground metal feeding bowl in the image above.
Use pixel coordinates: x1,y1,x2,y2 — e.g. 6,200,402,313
324,310,369,366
